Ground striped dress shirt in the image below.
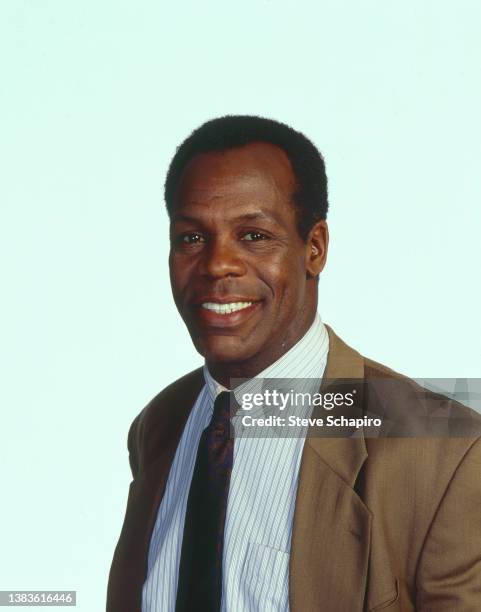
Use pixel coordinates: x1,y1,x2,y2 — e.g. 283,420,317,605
142,313,329,612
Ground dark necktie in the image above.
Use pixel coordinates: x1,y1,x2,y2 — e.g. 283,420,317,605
175,391,235,612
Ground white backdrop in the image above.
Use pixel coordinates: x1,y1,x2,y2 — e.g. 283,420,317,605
1,1,480,609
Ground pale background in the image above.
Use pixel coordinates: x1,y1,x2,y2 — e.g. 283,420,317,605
1,0,480,609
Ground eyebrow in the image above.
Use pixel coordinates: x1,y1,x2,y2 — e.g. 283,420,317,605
171,210,280,224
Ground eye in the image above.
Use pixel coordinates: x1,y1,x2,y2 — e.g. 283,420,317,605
178,232,205,245
241,231,268,241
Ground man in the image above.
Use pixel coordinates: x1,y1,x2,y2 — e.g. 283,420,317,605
107,116,481,611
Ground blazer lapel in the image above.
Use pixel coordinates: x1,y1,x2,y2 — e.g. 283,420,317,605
289,325,372,612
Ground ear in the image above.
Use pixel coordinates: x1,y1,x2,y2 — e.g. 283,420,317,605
305,220,329,278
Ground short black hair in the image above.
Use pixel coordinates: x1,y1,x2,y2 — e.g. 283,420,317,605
164,115,328,241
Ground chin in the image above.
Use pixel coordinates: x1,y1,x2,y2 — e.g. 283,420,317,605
194,335,254,366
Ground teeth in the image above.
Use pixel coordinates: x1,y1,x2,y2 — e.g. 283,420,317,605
202,301,253,315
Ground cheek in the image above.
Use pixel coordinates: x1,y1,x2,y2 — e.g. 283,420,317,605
262,255,306,303
169,257,190,292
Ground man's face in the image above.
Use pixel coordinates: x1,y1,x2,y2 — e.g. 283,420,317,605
169,142,323,376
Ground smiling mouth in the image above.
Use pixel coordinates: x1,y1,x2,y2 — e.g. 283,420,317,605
201,301,253,315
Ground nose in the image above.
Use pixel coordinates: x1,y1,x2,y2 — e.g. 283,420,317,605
200,236,246,279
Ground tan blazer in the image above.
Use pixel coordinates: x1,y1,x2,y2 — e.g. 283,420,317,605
107,326,481,611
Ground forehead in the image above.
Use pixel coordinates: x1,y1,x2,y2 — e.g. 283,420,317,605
173,142,297,214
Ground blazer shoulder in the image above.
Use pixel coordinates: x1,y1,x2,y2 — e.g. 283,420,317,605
363,354,411,381
362,355,481,469
127,367,204,477
365,355,481,418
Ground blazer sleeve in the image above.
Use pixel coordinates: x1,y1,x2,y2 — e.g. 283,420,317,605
416,437,481,611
